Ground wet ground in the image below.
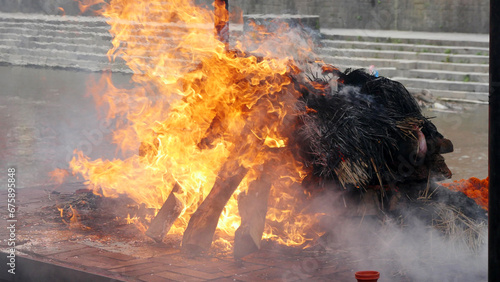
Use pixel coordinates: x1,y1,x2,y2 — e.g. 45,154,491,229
0,65,130,188
0,65,489,188
423,104,489,181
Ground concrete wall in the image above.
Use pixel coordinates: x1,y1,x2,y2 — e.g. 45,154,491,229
229,0,489,33
0,0,104,16
0,0,489,33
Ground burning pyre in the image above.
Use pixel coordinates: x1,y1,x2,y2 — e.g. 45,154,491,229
54,0,485,258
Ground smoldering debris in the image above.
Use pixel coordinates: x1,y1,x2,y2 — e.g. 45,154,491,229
299,181,487,282
290,67,454,192
285,64,487,281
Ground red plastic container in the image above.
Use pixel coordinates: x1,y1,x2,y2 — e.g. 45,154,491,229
354,270,380,282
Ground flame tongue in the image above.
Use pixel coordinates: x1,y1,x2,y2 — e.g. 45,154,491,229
68,0,321,248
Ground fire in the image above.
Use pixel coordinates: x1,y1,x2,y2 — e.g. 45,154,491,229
57,207,64,217
77,0,105,14
58,7,66,16
64,0,323,249
125,213,138,224
49,168,70,185
60,205,91,230
441,177,489,210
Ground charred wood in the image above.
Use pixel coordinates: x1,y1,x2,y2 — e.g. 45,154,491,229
234,160,275,259
182,95,281,253
197,113,225,150
182,160,248,253
145,183,183,243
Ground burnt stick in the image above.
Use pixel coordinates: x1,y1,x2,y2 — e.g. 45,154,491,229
145,182,183,243
234,159,275,259
182,97,280,253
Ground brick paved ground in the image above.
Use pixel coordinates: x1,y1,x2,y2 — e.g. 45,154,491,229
0,180,488,281
0,183,372,281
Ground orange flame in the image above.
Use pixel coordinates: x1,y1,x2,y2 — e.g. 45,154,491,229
65,0,323,249
49,168,70,185
61,205,91,230
76,0,105,14
125,213,139,224
441,177,489,210
57,7,66,16
57,207,64,218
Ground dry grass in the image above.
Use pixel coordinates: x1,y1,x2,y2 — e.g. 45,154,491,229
432,202,487,253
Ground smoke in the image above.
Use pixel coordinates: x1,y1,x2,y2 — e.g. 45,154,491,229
308,187,487,282
235,20,486,282
238,15,321,66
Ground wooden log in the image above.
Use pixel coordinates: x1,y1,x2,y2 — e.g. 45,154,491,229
145,183,183,243
182,159,249,253
233,161,274,259
182,110,277,253
197,113,225,150
181,77,296,253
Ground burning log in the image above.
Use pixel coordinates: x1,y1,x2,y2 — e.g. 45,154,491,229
197,113,225,150
145,182,183,243
214,0,229,48
233,160,275,259
182,159,248,253
182,92,283,253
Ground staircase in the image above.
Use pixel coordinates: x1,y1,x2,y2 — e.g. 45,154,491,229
0,13,123,72
319,30,489,102
0,12,489,102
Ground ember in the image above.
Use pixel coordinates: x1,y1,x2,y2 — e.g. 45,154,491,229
441,177,489,210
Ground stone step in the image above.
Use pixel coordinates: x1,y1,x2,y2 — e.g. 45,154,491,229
0,43,196,74
0,26,190,47
0,28,112,47
321,40,489,56
0,32,108,48
22,40,109,54
321,29,489,48
408,69,488,83
0,50,122,72
0,14,213,52
0,19,110,34
320,55,489,73
0,13,108,27
322,65,398,77
392,77,488,93
332,67,487,85
412,60,488,73
406,87,488,102
0,45,109,64
0,25,111,40
0,13,211,34
0,36,180,56
320,47,489,65
0,37,111,54
0,13,490,100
